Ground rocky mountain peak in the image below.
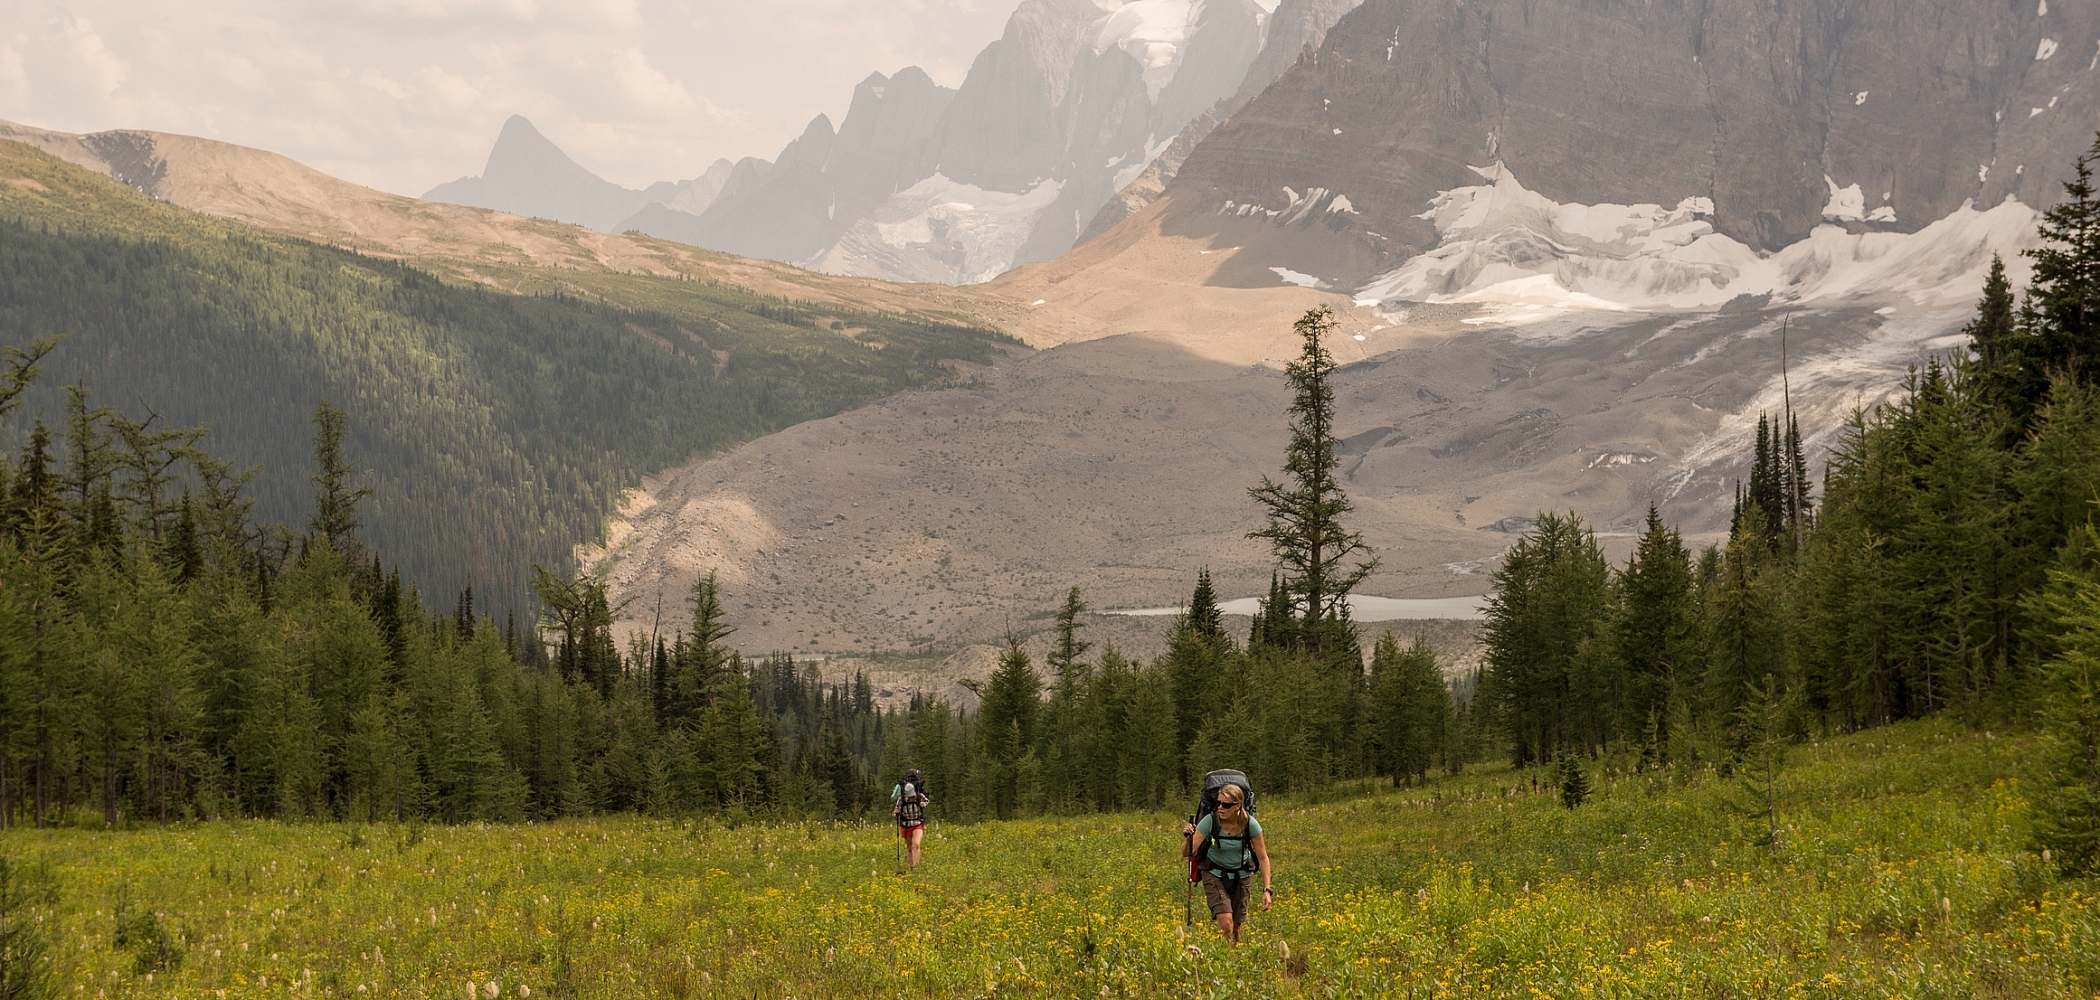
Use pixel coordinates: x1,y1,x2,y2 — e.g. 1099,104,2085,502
479,115,593,189
424,115,655,232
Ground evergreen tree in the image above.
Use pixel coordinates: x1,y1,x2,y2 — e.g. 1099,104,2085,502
1557,754,1589,809
668,572,734,723
702,661,771,810
977,638,1040,818
1704,508,1784,725
1782,412,1813,554
1480,512,1611,765
1749,413,1786,542
1119,668,1179,808
1967,253,2026,423
0,338,56,423
61,387,118,553
2018,131,2100,409
1247,307,1378,656
1367,632,1451,785
1186,568,1225,642
1047,586,1092,694
2030,526,2100,874
1737,674,1795,857
1614,506,1696,749
1248,572,1297,651
307,401,371,558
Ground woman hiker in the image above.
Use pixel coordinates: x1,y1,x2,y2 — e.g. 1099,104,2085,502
892,768,930,871
1182,782,1271,942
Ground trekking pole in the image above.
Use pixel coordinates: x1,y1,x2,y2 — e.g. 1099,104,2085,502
1183,821,1194,927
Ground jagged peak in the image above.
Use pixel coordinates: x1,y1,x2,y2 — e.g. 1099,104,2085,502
484,115,587,177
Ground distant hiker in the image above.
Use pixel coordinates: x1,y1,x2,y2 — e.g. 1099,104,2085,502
1183,774,1271,942
893,768,931,871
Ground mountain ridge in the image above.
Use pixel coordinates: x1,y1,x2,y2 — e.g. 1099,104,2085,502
1159,0,2096,293
449,0,1363,287
0,135,1020,615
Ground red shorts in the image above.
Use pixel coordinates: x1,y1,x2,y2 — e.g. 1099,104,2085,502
898,823,923,840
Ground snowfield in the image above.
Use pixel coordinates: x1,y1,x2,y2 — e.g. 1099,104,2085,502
1349,164,2039,321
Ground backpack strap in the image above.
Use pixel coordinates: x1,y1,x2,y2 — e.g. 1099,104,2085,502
1199,828,1260,879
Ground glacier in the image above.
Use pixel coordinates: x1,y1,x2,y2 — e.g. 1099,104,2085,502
1351,163,2039,321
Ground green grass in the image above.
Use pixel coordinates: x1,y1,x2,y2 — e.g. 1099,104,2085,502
13,717,2096,998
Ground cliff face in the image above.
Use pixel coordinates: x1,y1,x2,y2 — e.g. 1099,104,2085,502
1165,0,2100,287
1078,0,1367,244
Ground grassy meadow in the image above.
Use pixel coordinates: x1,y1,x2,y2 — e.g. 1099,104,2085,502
15,716,2096,999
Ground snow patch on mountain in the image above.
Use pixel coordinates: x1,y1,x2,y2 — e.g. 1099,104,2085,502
1094,0,1210,101
1822,177,1867,222
857,173,1068,284
1353,164,2039,322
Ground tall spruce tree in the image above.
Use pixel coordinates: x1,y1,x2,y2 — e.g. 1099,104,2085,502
1479,512,1611,765
308,401,372,558
2020,131,2100,407
669,571,734,723
1968,253,2026,422
978,637,1040,818
1047,586,1092,693
1614,505,1695,749
1248,307,1377,656
1186,568,1224,643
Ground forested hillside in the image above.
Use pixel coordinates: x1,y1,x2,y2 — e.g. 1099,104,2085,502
0,139,1015,611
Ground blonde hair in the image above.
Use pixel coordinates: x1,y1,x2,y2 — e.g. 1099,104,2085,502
1217,783,1245,807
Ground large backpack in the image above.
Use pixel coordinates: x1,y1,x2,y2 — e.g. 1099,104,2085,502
1188,769,1258,880
896,771,927,826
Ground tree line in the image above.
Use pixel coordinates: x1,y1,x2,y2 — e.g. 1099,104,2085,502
0,292,1462,827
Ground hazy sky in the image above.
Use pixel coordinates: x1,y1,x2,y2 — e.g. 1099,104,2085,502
0,0,1020,196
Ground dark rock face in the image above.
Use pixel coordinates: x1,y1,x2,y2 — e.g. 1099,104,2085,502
1079,0,1367,244
424,116,655,231
1169,0,2100,283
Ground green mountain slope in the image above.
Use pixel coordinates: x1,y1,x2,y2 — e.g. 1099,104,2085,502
0,140,1017,610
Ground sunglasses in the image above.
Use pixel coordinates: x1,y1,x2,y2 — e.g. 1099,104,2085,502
1217,802,1241,811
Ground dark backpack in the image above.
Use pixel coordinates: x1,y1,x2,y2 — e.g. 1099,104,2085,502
896,773,926,825
1189,769,1258,879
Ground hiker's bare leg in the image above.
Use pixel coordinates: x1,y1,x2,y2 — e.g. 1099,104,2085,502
1214,912,1235,939
907,827,924,868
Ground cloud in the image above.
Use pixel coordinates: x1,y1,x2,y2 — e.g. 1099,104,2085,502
0,0,1019,195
